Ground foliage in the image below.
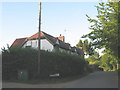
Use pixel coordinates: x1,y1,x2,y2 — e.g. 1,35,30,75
82,1,120,60
118,66,120,76
76,39,94,56
2,47,91,80
86,50,100,64
85,50,118,71
99,53,118,71
76,40,83,47
80,1,120,71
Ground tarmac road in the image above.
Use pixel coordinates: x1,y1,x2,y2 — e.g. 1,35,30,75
66,71,118,88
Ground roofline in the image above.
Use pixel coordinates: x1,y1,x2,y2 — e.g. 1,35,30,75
10,37,27,48
42,31,55,45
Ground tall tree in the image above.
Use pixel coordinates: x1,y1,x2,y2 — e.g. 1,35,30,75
82,1,120,60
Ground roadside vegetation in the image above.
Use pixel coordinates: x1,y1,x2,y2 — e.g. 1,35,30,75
76,1,119,71
2,0,119,84
2,46,93,82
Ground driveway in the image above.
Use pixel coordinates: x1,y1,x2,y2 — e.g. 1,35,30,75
2,71,118,88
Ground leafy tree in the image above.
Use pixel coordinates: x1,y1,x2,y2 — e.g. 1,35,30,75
80,1,120,71
76,40,83,47
82,1,120,60
76,39,94,56
86,50,100,64
99,53,117,71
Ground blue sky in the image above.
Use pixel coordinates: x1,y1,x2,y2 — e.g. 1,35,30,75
1,1,99,49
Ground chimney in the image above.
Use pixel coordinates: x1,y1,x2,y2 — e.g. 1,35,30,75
59,34,65,42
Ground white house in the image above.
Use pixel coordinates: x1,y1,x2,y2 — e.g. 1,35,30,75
11,31,84,57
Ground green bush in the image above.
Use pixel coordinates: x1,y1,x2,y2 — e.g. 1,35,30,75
2,47,91,80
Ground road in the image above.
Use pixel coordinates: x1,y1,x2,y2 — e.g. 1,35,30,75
66,71,118,88
2,71,118,88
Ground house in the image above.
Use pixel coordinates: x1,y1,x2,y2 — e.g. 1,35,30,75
11,31,84,57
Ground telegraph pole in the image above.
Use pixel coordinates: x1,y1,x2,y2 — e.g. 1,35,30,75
38,2,41,73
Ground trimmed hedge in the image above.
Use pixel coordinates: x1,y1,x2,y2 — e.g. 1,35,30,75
2,47,91,80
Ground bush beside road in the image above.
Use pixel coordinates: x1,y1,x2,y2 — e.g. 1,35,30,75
2,47,93,83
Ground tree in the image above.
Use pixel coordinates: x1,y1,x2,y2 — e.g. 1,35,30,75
76,40,83,47
76,39,94,56
99,53,117,71
86,50,100,65
82,1,120,60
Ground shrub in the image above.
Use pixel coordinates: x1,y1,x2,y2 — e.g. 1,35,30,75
2,47,91,80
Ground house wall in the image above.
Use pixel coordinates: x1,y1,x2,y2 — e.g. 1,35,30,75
22,39,83,57
23,39,54,52
41,39,54,51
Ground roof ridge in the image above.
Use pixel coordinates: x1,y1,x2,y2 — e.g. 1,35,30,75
42,31,57,45
16,37,27,40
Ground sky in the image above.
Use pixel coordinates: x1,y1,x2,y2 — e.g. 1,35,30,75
0,1,106,53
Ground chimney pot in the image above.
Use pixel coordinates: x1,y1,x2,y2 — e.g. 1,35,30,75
59,34,65,42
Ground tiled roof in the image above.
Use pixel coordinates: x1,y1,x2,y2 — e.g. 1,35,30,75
65,43,70,46
11,32,44,47
28,32,44,40
71,47,76,52
42,31,57,45
11,38,27,47
42,32,70,50
11,31,83,56
59,40,69,50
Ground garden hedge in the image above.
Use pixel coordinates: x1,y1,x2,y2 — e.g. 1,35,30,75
2,47,91,80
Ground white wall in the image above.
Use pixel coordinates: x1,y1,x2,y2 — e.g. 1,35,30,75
31,40,38,48
22,40,32,48
41,39,54,52
23,39,54,52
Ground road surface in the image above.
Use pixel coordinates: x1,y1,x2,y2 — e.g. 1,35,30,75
66,71,118,88
2,71,118,88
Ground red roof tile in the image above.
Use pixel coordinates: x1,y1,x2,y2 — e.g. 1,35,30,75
28,32,44,40
11,38,27,47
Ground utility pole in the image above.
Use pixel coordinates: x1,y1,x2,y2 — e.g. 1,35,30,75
38,2,41,73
